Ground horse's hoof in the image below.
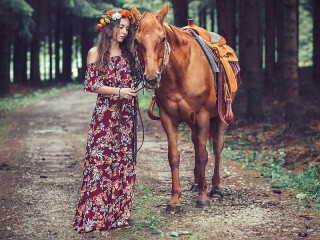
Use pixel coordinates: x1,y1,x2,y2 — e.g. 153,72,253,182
190,184,199,192
166,204,182,213
196,199,211,208
209,189,223,199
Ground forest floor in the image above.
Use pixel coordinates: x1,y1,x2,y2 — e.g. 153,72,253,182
0,89,319,240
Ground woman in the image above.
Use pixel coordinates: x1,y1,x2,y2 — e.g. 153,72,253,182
73,9,138,233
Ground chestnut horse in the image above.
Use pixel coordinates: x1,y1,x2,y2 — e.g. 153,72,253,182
132,4,235,211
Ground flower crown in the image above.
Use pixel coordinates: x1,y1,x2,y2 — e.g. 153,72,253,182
96,9,135,30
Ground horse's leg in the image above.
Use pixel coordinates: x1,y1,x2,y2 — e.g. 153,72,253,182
160,112,182,212
194,113,211,207
210,117,228,198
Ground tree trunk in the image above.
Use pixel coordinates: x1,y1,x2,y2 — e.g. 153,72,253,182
210,0,216,32
80,18,95,82
216,0,236,48
313,0,320,88
172,0,188,27
14,35,28,85
55,1,62,81
0,23,11,95
264,0,276,94
275,0,285,99
239,0,263,121
49,23,53,82
62,12,73,83
199,6,207,29
283,0,301,134
29,0,42,86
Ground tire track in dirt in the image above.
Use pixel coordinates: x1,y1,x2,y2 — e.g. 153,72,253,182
0,90,319,240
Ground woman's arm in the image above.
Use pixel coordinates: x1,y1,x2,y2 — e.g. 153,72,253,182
86,47,137,99
94,86,137,99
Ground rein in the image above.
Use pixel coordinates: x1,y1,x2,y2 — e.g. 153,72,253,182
117,62,145,163
122,16,172,161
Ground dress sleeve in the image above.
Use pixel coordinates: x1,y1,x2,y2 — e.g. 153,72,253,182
83,62,104,92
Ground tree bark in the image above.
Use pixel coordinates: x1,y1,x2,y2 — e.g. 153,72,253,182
80,18,94,82
29,0,42,86
275,0,285,99
216,0,236,48
199,6,207,29
210,0,216,32
264,0,276,94
239,0,263,121
0,23,11,95
313,0,320,88
62,12,73,83
14,35,28,85
55,0,62,81
283,0,301,134
49,16,53,82
172,0,189,27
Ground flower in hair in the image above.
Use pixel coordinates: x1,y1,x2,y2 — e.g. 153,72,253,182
96,9,135,30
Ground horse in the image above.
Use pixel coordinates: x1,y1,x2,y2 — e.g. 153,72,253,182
132,4,237,211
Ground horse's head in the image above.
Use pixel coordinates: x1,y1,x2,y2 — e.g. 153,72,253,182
132,4,170,89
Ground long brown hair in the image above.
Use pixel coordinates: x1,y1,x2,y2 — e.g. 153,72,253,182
95,18,136,77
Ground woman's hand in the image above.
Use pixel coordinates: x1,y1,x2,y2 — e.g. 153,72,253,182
119,88,137,99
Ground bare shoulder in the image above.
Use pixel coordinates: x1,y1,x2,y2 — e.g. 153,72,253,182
87,47,99,64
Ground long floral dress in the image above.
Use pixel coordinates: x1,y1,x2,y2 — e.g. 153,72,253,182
73,55,136,233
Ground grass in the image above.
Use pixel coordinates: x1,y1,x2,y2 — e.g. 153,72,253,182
137,89,157,113
119,180,165,238
0,83,82,112
119,181,208,239
222,146,320,203
0,115,7,141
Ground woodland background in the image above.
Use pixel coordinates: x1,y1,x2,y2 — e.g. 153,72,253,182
0,0,319,203
0,0,319,132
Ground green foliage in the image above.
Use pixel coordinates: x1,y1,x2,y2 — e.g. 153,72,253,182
0,83,82,112
65,0,103,17
223,146,320,203
0,116,7,141
0,0,33,37
298,0,313,66
121,181,164,236
137,90,156,113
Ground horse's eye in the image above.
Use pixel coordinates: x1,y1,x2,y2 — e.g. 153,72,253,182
161,37,166,43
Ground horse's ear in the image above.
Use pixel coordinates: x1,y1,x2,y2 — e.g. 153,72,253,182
157,3,170,23
131,5,141,22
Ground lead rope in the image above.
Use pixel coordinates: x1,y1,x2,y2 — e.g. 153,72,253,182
130,38,171,162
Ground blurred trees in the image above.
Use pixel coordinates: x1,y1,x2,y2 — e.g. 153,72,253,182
0,0,33,95
313,0,320,87
239,0,263,121
0,0,318,134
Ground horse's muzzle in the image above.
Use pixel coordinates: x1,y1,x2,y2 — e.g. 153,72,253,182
145,78,159,89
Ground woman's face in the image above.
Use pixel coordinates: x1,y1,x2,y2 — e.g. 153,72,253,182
113,18,130,42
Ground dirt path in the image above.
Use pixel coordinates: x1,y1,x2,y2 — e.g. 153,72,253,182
0,90,319,240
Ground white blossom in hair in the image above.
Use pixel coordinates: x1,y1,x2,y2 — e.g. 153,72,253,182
112,12,122,20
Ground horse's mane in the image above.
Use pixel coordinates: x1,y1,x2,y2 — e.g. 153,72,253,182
164,23,191,45
138,12,191,45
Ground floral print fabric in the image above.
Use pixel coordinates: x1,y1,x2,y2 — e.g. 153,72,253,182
73,56,136,233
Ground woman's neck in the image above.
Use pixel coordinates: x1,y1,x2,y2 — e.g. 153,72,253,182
110,41,121,57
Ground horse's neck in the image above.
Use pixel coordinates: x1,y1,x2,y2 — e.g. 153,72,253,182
165,24,193,60
165,24,189,46
160,25,193,88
